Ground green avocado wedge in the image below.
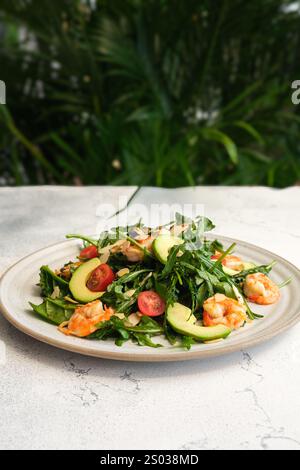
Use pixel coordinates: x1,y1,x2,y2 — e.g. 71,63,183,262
166,302,231,342
69,258,104,303
222,261,256,276
152,235,184,264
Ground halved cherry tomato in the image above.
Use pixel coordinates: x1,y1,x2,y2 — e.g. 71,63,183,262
137,291,165,317
79,245,98,259
86,264,115,292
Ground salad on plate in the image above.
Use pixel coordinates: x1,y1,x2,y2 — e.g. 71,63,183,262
30,214,285,349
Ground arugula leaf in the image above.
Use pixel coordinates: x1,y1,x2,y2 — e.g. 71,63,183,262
232,261,275,283
196,216,215,234
88,315,163,348
30,298,76,325
186,277,198,313
205,239,224,254
210,243,236,272
161,243,184,277
126,316,163,334
115,337,130,347
101,269,154,313
39,265,69,297
159,272,179,308
132,333,162,348
114,269,152,285
46,297,77,309
88,326,115,340
196,283,208,308
66,234,98,247
163,316,178,345
97,223,147,250
175,212,193,225
183,215,215,247
181,336,196,350
95,315,163,335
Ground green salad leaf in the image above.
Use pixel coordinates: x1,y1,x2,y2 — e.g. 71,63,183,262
39,265,69,297
232,261,276,283
30,298,76,325
87,315,163,348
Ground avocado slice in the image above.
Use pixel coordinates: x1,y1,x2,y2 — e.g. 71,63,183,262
167,302,231,342
69,258,104,303
222,266,240,276
242,262,256,271
152,235,183,264
222,262,256,276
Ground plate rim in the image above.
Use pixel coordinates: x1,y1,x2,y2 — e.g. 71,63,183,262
1,234,300,362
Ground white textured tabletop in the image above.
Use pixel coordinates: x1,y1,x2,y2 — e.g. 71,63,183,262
0,185,300,450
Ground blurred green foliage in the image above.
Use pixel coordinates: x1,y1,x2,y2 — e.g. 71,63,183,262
0,0,300,186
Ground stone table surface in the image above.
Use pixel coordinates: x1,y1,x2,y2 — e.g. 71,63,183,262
0,185,300,450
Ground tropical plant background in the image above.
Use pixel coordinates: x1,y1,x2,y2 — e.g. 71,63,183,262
0,0,300,187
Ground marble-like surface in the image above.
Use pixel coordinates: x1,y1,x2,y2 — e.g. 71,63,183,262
0,185,300,450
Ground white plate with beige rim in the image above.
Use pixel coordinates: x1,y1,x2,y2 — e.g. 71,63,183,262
0,235,300,362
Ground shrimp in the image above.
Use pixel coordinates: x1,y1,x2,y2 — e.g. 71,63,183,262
58,300,114,337
121,237,154,262
243,273,280,305
98,235,154,263
203,293,247,330
211,251,243,272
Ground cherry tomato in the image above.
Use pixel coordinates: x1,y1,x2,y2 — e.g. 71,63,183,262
79,245,98,259
203,310,214,327
137,291,165,317
86,264,115,292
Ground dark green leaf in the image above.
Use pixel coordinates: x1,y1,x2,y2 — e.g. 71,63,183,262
39,266,69,297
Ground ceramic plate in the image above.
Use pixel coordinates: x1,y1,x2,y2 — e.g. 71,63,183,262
1,235,300,362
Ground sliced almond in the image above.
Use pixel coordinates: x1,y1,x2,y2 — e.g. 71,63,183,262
98,239,128,261
132,227,149,240
124,289,136,298
99,251,110,263
51,286,61,299
124,313,141,327
110,239,128,253
64,296,79,304
117,268,130,278
113,312,125,320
